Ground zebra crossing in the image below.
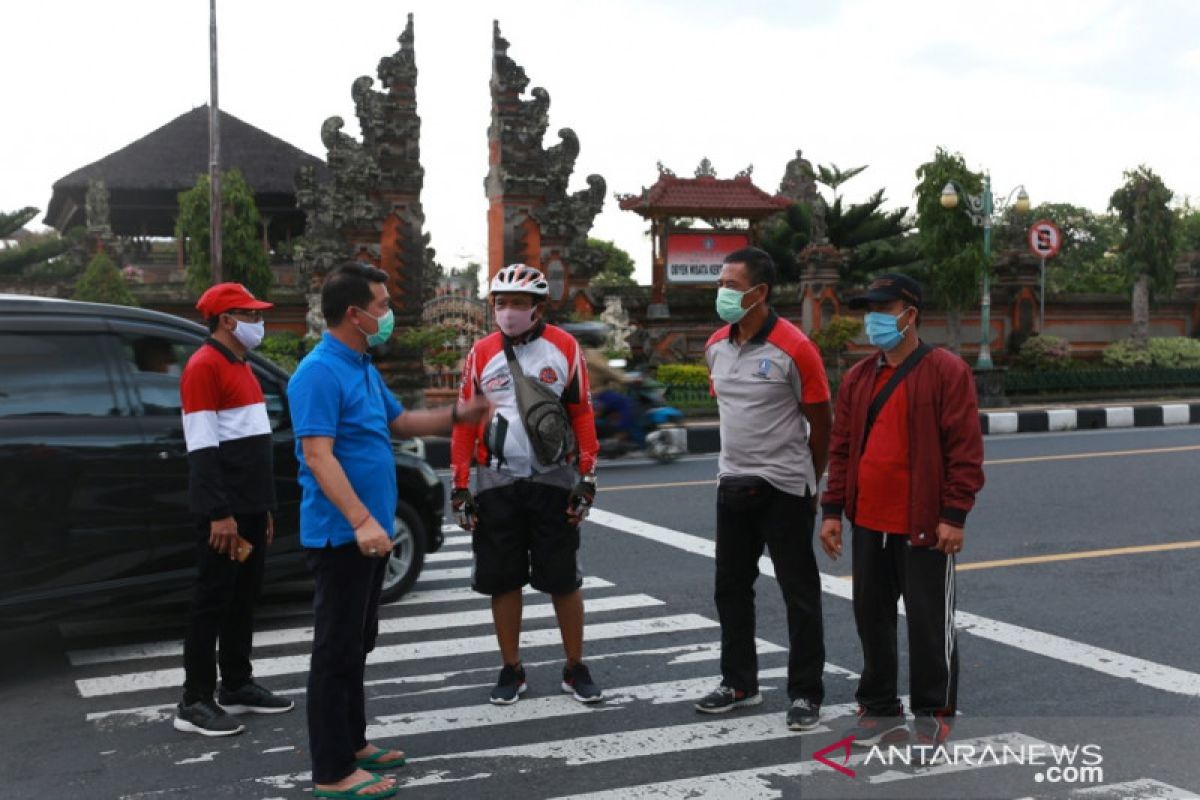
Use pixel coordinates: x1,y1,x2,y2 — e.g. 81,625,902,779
62,522,1199,799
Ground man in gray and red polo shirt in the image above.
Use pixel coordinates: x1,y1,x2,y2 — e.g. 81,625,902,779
694,247,832,733
819,273,985,753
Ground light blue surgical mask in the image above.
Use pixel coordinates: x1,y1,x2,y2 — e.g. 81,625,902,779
715,285,762,324
864,308,912,351
357,307,395,347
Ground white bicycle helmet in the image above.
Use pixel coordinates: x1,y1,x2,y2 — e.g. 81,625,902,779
490,263,550,297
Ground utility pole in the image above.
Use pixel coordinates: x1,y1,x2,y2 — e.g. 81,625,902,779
208,0,222,284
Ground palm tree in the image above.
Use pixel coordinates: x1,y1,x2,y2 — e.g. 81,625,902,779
760,164,919,284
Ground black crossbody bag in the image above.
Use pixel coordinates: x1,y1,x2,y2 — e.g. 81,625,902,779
860,343,932,453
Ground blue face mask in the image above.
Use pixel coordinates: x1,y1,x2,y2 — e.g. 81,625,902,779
864,308,912,351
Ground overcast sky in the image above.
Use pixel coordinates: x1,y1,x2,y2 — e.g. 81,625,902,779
3,0,1199,282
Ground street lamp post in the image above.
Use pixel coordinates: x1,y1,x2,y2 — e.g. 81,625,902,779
940,175,1030,369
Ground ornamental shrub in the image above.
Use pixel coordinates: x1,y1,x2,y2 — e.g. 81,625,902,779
655,363,710,385
1014,334,1072,370
1102,337,1200,369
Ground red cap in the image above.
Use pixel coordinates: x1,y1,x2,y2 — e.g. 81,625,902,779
195,283,274,317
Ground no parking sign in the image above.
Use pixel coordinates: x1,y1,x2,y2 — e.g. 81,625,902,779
1028,219,1063,259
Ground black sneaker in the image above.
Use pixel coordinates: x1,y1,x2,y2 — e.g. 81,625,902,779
847,705,909,747
217,680,295,715
694,684,763,714
489,663,527,705
786,698,821,731
174,698,245,737
561,662,603,703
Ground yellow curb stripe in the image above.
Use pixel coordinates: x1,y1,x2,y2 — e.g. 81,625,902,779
599,444,1200,494
953,539,1200,571
832,538,1200,578
600,479,717,493
985,444,1200,466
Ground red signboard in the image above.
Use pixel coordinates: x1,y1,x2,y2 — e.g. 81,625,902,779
665,231,751,283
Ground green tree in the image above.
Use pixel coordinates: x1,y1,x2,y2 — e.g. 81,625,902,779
809,315,863,375
73,251,138,307
1177,199,1200,254
1109,166,1178,347
913,147,987,354
586,238,637,287
993,202,1126,294
395,324,462,369
447,261,482,296
0,207,81,277
176,169,272,299
760,202,813,281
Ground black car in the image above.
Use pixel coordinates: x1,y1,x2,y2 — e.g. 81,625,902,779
0,294,444,628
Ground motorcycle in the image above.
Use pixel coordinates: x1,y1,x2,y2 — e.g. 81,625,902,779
561,321,688,464
593,377,688,463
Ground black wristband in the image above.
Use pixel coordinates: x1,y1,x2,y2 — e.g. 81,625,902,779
451,403,460,424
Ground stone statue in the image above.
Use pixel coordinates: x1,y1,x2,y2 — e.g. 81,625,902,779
487,22,607,282
778,149,828,244
295,13,428,344
600,294,631,354
85,179,112,237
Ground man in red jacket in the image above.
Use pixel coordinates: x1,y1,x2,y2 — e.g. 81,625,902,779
819,273,984,751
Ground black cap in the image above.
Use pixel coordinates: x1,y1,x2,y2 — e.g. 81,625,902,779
847,273,923,310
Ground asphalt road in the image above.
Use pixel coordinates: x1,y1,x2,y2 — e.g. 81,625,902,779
3,425,1200,799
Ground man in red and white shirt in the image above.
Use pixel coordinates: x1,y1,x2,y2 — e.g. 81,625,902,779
450,264,603,706
175,283,293,737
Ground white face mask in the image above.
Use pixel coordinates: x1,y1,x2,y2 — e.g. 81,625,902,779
232,319,265,351
495,306,536,338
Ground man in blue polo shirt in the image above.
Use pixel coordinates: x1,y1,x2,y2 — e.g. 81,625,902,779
288,262,487,800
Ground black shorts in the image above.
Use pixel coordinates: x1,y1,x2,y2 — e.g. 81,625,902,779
471,480,582,597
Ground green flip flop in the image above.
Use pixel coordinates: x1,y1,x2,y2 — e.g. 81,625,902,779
355,748,407,770
313,773,398,799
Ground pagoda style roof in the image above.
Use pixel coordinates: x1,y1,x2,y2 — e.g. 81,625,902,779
617,161,790,220
45,106,327,236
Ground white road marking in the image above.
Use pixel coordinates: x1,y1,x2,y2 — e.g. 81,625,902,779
1016,777,1200,798
367,667,792,740
590,509,1200,699
424,550,472,563
241,704,861,791
173,751,218,765
69,592,660,666
85,639,791,728
555,732,1047,800
414,566,471,582
75,614,720,697
404,702,858,771
389,575,614,607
